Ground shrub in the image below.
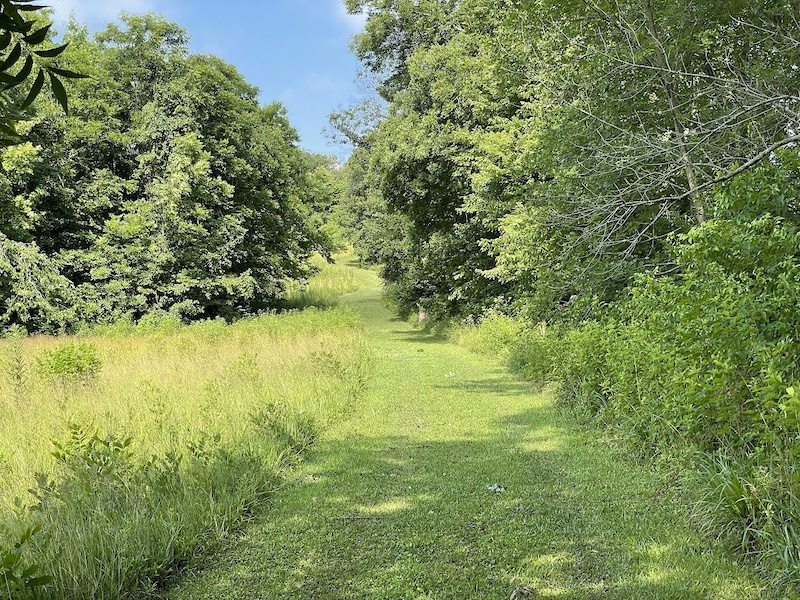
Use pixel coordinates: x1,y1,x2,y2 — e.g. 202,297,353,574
505,158,800,584
507,321,560,384
456,311,524,360
36,341,102,385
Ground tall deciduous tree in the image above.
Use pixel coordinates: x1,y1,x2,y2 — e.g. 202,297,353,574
0,13,330,331
342,0,800,320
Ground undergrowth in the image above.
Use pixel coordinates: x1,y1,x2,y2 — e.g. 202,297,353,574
456,166,800,591
0,306,369,599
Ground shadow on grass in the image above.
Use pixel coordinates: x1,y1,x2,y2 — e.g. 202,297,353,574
434,377,538,398
388,328,448,345
170,402,753,599
166,293,768,600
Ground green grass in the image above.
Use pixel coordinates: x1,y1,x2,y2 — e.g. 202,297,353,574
0,305,369,599
165,260,777,599
283,253,359,310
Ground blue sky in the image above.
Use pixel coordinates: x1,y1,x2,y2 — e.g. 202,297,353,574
49,0,366,158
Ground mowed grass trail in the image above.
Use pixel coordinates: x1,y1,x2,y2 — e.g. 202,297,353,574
166,262,775,599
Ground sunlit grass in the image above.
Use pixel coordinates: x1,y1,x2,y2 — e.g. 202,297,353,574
0,303,369,598
283,253,359,309
166,264,779,600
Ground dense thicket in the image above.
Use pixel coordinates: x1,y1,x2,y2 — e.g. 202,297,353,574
337,0,800,586
0,14,332,332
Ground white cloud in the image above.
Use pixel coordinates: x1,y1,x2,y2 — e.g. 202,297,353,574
333,0,366,33
50,0,156,30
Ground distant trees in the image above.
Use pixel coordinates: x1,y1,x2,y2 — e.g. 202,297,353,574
0,13,334,332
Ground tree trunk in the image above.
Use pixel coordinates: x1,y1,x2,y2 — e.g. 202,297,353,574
642,0,705,223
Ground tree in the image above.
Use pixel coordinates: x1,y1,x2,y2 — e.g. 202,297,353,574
343,0,800,321
0,13,330,330
498,0,800,274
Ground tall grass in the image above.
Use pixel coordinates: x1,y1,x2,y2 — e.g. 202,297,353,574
0,307,369,599
283,254,358,309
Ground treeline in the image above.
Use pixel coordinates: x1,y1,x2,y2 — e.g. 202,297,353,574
336,0,800,587
0,13,340,333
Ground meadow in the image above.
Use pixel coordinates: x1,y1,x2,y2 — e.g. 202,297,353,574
0,260,367,599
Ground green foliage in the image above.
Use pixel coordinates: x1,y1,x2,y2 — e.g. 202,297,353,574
485,159,800,584
454,311,523,360
696,453,800,585
344,1,800,582
2,323,28,403
50,424,132,484
0,13,331,333
342,0,800,326
0,1,86,142
0,234,74,332
36,340,101,385
0,525,52,598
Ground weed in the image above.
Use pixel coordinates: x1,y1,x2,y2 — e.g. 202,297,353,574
3,325,29,406
36,341,102,386
0,525,52,598
251,402,317,456
696,453,800,584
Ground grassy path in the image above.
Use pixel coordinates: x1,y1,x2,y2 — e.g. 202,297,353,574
166,263,773,599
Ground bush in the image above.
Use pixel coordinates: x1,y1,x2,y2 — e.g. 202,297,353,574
455,311,524,359
36,341,102,385
503,159,800,585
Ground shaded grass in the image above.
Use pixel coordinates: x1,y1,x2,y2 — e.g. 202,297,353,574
165,266,775,599
0,306,369,599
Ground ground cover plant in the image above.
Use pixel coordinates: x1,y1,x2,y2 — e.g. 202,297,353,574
0,300,369,599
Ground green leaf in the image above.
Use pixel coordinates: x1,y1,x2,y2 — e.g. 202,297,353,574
49,72,68,114
0,15,19,32
5,54,33,88
19,67,44,108
21,564,38,578
0,42,22,71
0,122,19,138
23,24,50,46
0,30,11,52
33,42,69,58
2,551,19,569
47,66,88,79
